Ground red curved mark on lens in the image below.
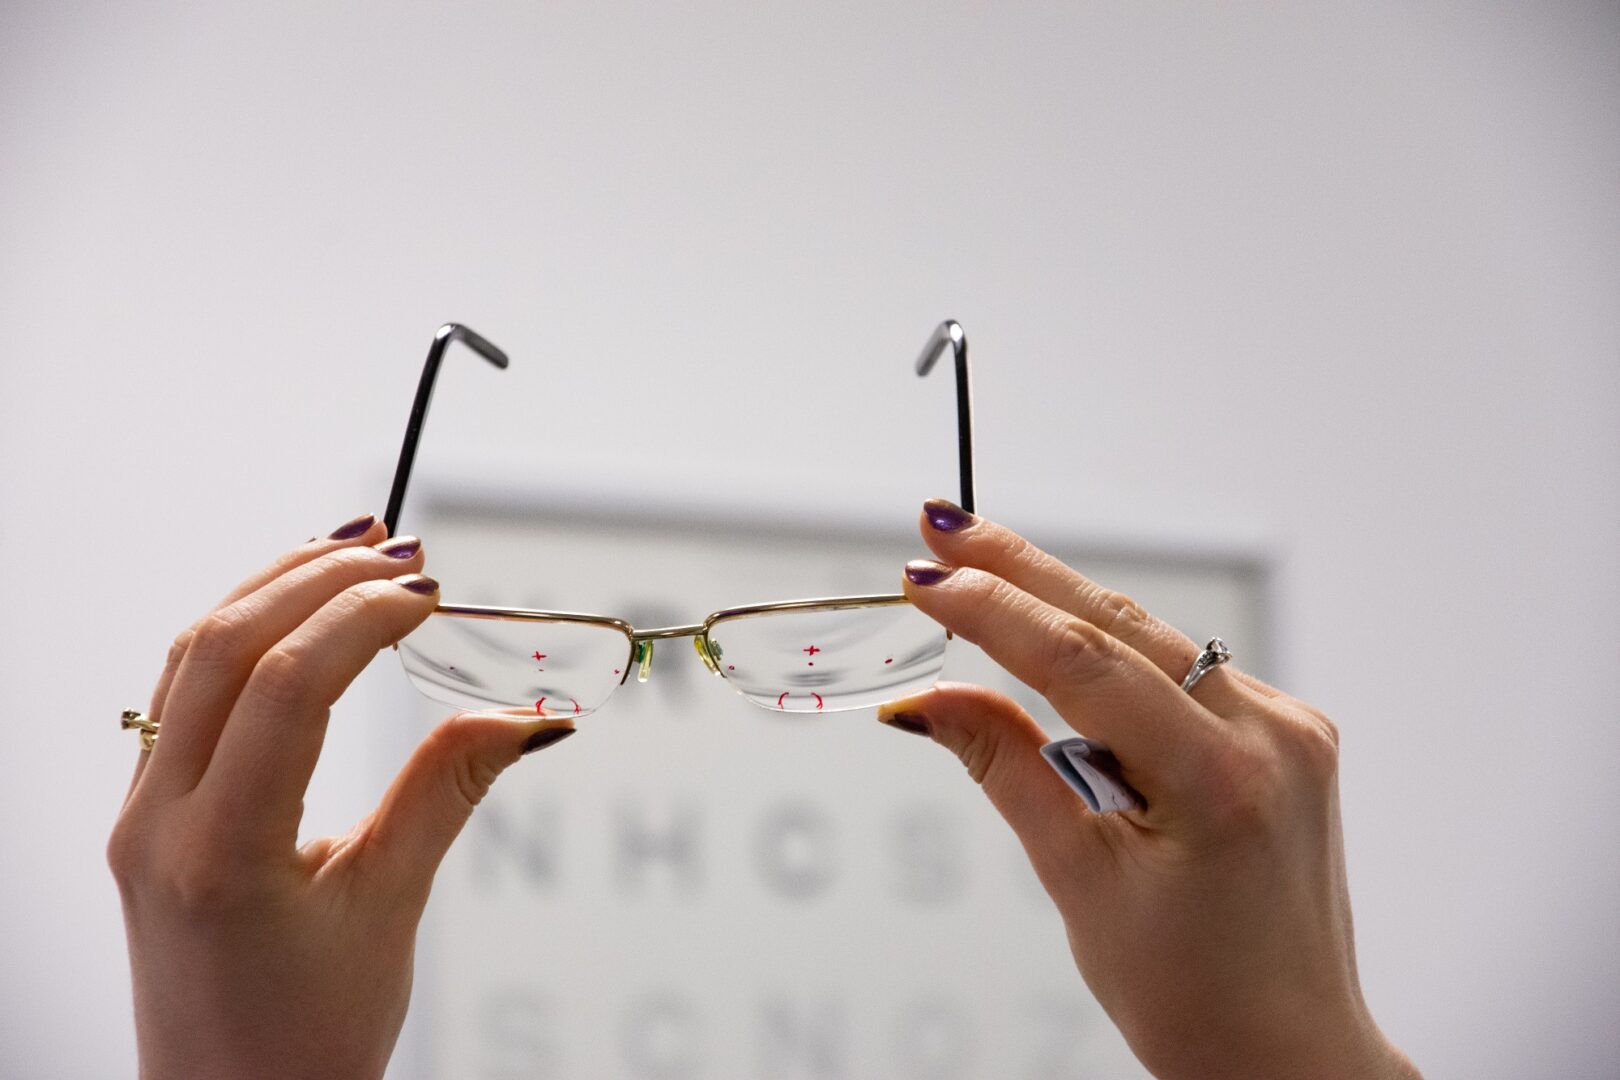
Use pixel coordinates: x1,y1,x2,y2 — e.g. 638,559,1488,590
534,697,547,715
776,691,789,709
812,692,824,710
571,698,581,715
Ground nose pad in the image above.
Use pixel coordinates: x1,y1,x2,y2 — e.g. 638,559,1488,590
692,636,721,675
635,639,655,683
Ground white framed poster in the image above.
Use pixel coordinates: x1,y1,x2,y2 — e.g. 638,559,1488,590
389,489,1272,1080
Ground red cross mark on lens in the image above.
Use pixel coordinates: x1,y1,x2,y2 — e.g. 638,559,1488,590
803,645,820,657
532,650,547,671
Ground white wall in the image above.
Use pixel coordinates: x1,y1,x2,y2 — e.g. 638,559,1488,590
2,2,1616,1076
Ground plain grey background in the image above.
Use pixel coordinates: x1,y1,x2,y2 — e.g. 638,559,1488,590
2,2,1617,1076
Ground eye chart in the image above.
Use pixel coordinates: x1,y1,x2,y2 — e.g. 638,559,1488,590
388,492,1271,1080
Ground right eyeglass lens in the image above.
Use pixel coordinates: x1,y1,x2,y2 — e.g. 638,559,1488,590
705,601,947,714
399,613,634,719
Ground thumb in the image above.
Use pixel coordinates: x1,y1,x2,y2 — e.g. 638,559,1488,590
360,714,575,896
878,682,1101,883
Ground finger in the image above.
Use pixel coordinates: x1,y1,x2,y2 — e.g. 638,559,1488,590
130,513,387,797
136,536,426,801
902,560,1216,791
355,714,576,901
199,573,443,842
213,514,388,610
917,500,1258,715
877,682,1109,897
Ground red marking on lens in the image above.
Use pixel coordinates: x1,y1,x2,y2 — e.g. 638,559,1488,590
884,657,893,664
727,664,735,671
534,697,547,715
807,662,814,667
776,692,789,709
812,692,824,710
614,669,621,675
803,645,821,657
571,698,581,715
532,651,547,661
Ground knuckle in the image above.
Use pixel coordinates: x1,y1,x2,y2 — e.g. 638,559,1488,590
1044,617,1117,694
1093,588,1148,638
110,805,268,916
427,715,504,811
248,647,315,711
166,627,196,668
950,725,1002,788
105,820,147,890
1274,709,1341,780
185,610,247,665
166,855,252,915
1202,739,1282,834
1001,532,1048,576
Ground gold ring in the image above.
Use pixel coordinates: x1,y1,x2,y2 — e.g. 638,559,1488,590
121,709,159,751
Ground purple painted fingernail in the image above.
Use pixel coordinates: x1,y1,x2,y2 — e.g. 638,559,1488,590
923,498,974,532
905,560,955,586
522,727,576,756
328,513,376,540
377,536,421,559
879,712,931,737
397,574,439,595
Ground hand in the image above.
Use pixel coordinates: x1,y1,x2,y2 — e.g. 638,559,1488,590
107,514,575,1080
880,500,1420,1080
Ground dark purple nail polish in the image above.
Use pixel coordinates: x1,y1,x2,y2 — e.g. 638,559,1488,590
880,712,931,737
328,513,376,540
905,560,955,586
398,574,439,595
377,537,421,559
923,498,974,532
522,727,576,756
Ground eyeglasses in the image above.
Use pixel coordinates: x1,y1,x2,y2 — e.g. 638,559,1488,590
384,321,974,719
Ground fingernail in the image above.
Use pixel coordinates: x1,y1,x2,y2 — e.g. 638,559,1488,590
377,536,421,559
923,498,974,532
397,574,439,595
328,513,376,540
878,711,931,737
905,560,955,586
522,727,576,756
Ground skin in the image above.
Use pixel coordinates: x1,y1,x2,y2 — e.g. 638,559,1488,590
110,505,1419,1078
879,503,1420,1079
107,518,574,1080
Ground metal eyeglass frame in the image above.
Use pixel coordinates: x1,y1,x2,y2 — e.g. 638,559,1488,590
383,320,973,694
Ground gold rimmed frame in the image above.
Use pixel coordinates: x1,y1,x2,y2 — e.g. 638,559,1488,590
385,321,973,719
409,593,949,716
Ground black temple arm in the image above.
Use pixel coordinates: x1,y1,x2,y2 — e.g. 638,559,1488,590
914,320,975,514
383,323,509,536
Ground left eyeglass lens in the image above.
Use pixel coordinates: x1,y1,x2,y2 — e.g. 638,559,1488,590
399,613,634,719
705,601,947,714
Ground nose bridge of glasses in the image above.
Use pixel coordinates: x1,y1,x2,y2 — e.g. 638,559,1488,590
627,624,711,683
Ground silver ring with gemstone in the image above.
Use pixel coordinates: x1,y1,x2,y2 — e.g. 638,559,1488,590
1181,638,1233,693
